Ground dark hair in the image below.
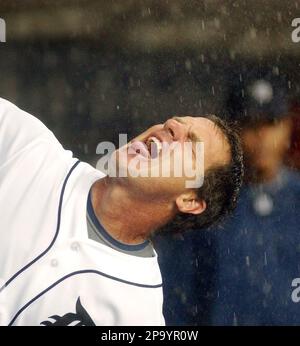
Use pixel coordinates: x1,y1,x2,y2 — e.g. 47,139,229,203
163,114,244,232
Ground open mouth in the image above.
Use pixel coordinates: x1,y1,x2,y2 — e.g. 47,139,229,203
146,136,162,159
129,136,162,159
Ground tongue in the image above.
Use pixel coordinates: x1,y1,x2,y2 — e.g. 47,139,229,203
129,141,150,158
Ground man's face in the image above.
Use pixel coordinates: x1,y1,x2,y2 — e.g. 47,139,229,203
113,116,230,200
242,117,291,182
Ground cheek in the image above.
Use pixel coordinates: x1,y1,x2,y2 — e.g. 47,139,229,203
163,150,203,189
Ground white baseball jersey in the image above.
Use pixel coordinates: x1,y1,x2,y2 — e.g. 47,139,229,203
0,98,165,326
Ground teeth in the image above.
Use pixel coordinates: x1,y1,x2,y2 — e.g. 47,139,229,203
147,136,162,158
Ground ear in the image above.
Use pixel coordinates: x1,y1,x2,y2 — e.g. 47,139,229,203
175,191,206,215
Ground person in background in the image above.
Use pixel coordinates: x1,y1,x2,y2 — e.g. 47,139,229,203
209,68,300,325
286,102,300,171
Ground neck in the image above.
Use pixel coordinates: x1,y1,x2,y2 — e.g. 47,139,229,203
90,177,175,245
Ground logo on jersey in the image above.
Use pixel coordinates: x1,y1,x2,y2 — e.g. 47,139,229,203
40,297,95,326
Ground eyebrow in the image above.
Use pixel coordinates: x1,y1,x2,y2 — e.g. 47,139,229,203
172,116,202,143
172,116,186,124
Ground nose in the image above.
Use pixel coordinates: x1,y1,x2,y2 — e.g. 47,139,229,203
164,118,187,141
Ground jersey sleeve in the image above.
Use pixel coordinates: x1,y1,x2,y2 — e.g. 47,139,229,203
0,97,76,283
0,97,67,168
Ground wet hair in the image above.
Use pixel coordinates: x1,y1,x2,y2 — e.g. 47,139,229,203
163,114,244,232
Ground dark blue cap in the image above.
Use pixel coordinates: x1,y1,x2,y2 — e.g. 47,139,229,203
226,67,289,124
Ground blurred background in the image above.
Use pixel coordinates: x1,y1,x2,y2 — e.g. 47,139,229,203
1,0,300,325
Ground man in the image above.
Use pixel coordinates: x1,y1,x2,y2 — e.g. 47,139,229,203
0,97,243,326
207,69,300,325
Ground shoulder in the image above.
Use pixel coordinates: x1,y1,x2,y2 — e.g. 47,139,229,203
0,97,18,110
0,97,51,135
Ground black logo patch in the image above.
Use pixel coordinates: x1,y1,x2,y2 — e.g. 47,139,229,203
40,297,96,326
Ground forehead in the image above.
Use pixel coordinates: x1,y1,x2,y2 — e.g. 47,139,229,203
175,116,231,168
178,116,217,133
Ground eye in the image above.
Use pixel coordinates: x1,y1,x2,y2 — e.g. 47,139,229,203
168,127,175,138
